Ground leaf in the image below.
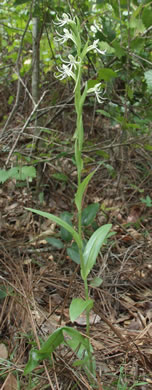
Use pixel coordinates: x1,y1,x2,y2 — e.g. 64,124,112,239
67,243,80,264
142,7,152,28
0,286,8,299
81,224,112,280
14,166,36,180
89,277,103,287
0,166,36,183
24,328,64,375
140,196,152,207
0,169,12,183
63,327,95,374
25,208,82,248
144,70,152,92
52,173,68,182
144,144,152,152
98,68,117,82
67,240,87,264
69,298,93,323
95,149,109,159
75,171,95,212
24,326,92,375
60,212,73,242
96,109,112,118
14,0,31,5
45,237,64,249
112,41,125,58
82,203,99,226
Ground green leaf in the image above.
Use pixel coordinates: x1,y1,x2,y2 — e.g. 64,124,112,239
14,0,31,5
0,166,36,183
144,144,152,152
8,96,14,105
0,169,10,183
15,166,36,180
82,203,99,226
89,277,103,287
67,240,87,264
81,224,112,280
95,150,109,159
0,286,8,299
25,208,82,248
60,212,73,242
24,328,64,375
112,41,125,58
52,173,68,182
67,243,80,264
45,237,64,249
98,68,117,82
38,328,64,355
69,298,93,323
144,70,152,92
75,171,95,212
24,349,41,375
65,327,96,374
140,196,152,207
142,7,152,28
96,109,112,118
24,326,92,375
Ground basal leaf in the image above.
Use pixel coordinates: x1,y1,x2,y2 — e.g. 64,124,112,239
24,326,90,375
24,328,64,375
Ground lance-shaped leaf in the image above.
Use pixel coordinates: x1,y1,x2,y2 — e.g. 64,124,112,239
25,208,82,248
81,224,112,280
24,327,64,375
75,171,96,212
24,326,92,375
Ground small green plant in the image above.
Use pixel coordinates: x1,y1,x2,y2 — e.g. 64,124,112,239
112,366,147,390
140,195,152,207
24,13,112,382
0,166,36,183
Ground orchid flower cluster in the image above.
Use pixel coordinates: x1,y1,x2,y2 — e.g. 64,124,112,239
54,13,105,103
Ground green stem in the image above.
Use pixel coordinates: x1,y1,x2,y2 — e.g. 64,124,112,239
73,28,93,375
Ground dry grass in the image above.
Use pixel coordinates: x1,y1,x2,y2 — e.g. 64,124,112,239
1,100,152,389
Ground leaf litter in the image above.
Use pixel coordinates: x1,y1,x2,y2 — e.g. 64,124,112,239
1,103,152,389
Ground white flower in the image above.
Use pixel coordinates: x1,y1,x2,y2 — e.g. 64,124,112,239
86,39,106,55
55,28,77,45
55,63,76,81
54,13,74,27
61,54,81,71
87,83,106,103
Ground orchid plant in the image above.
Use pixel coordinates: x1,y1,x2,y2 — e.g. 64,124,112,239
24,13,112,383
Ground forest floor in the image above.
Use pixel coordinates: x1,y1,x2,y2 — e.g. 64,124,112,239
1,88,152,389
